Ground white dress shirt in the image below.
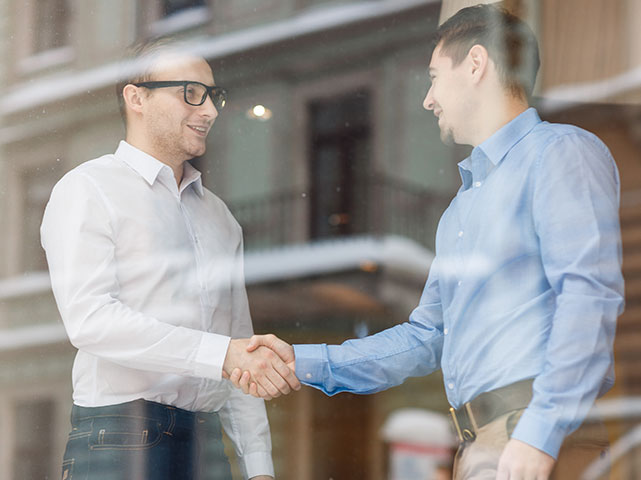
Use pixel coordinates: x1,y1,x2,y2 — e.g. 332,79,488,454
41,141,273,478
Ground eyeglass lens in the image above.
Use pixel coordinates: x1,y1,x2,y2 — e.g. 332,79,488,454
184,83,225,110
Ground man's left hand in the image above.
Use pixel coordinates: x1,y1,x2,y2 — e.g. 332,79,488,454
497,439,555,480
249,476,273,480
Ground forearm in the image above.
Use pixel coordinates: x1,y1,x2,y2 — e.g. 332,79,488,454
60,296,230,379
294,321,443,396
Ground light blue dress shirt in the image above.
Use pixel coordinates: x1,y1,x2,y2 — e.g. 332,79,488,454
293,108,624,458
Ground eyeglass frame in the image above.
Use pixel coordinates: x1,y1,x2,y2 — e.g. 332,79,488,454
132,80,227,110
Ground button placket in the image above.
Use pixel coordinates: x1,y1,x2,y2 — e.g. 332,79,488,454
179,201,210,305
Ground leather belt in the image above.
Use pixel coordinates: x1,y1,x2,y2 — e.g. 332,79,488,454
449,378,534,443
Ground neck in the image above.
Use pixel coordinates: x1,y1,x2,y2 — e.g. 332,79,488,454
469,94,529,147
126,131,185,186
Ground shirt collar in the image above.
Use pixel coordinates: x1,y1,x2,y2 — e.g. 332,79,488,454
477,107,541,166
181,161,204,196
115,141,204,196
457,108,541,188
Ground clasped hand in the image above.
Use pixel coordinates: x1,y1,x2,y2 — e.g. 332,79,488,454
223,335,298,400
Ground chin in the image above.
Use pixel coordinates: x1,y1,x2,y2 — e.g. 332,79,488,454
439,129,455,146
185,142,207,159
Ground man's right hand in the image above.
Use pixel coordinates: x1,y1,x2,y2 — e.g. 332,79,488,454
228,334,297,400
223,337,300,399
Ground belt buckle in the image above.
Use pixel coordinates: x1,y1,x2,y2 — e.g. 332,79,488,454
449,404,478,443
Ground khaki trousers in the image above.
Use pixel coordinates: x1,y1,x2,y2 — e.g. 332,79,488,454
453,409,610,480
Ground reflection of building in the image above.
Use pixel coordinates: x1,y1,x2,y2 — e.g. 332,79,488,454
1,0,641,478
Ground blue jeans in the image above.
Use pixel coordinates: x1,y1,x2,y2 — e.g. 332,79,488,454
61,399,232,480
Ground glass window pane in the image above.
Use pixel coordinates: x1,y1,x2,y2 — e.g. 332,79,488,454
13,399,55,479
34,0,70,53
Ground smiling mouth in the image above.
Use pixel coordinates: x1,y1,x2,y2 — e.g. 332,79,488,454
188,125,209,136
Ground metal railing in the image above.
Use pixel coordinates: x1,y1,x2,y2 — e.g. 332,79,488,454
228,174,453,251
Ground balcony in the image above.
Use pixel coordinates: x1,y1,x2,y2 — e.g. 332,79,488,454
229,173,453,252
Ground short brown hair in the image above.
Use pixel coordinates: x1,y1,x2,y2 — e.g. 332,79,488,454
115,37,186,127
435,3,540,99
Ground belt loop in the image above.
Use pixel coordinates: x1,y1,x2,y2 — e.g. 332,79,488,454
165,406,176,436
464,403,479,432
449,407,464,442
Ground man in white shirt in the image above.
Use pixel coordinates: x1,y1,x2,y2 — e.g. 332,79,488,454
41,39,298,480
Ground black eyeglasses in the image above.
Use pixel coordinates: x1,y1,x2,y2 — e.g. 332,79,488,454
133,81,227,110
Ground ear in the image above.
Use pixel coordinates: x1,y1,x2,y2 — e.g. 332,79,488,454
468,44,489,84
122,84,145,115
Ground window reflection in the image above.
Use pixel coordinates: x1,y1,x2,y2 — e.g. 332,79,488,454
13,398,55,479
162,0,206,17
33,0,70,53
1,0,641,478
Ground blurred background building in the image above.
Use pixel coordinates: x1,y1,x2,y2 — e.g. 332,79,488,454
0,0,640,478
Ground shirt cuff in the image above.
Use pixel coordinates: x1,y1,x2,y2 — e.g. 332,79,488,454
510,408,567,459
193,332,231,381
293,344,326,384
239,450,274,479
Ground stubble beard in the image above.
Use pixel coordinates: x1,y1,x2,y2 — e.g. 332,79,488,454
151,124,206,163
439,126,455,146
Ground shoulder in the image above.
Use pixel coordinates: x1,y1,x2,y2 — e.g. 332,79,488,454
42,156,120,231
52,155,109,190
54,153,143,197
54,155,118,190
530,121,612,160
528,122,619,192
48,154,130,215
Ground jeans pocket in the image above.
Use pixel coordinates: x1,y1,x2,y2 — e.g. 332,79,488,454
61,458,74,480
89,415,163,451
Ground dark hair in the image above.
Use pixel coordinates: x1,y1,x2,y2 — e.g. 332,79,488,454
115,37,186,127
435,3,540,99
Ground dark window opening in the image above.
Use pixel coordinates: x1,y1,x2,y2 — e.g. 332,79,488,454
163,0,206,17
308,89,372,240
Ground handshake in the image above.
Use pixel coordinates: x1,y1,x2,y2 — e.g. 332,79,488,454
222,334,300,400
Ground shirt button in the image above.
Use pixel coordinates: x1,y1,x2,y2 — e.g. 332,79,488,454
457,280,462,286
305,373,312,380
474,181,482,188
444,328,449,335
448,382,455,390
458,230,464,238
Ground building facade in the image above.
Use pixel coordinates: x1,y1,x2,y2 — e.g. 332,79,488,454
1,0,640,478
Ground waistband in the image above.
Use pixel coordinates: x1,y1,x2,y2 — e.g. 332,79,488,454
449,378,534,443
71,398,220,432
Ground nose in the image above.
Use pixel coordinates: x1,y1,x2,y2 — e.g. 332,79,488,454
199,94,218,120
423,86,434,111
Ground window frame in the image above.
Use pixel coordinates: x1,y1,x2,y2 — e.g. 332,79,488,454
12,0,75,76
138,0,211,38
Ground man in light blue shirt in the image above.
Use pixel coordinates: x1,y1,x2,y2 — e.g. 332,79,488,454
233,4,624,479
